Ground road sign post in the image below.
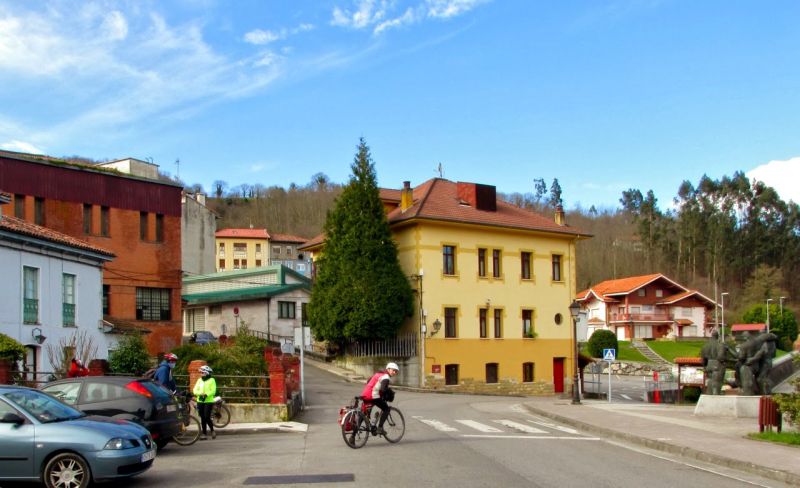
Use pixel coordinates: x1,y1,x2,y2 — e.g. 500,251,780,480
603,348,616,403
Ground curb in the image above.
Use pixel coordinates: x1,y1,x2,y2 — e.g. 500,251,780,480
521,403,800,486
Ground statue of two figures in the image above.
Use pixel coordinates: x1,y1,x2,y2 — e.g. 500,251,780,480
701,330,778,395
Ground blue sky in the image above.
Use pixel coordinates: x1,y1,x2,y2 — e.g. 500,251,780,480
1,0,799,210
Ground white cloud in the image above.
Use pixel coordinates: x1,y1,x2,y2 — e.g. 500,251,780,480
331,0,488,34
426,0,486,19
375,8,418,34
746,157,800,204
331,0,390,29
244,29,281,45
102,11,128,41
1,140,44,154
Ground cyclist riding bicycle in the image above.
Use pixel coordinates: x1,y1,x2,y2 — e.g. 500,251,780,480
153,353,178,392
360,362,399,435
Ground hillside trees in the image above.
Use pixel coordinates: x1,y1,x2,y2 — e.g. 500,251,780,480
307,139,413,344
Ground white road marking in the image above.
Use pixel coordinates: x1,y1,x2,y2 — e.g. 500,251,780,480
462,435,602,440
621,394,632,400
493,420,547,434
456,420,503,433
527,420,580,435
412,416,459,432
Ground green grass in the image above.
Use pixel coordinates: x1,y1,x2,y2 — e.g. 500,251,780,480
747,431,800,447
646,340,705,363
617,341,650,362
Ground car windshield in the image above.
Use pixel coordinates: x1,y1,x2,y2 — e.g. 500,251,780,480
5,390,85,423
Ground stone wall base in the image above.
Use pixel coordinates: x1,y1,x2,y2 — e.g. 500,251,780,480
228,403,289,423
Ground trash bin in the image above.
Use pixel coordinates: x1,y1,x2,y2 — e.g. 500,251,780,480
758,395,782,433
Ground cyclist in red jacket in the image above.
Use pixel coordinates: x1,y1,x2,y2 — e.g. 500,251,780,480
360,362,399,434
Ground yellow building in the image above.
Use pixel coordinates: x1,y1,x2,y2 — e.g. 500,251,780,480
303,178,590,394
215,228,310,276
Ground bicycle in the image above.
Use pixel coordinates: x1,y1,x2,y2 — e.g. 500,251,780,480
339,396,405,449
172,390,201,446
211,396,231,428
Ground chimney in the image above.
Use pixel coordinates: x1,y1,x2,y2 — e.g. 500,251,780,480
400,181,413,212
457,182,497,212
555,205,565,226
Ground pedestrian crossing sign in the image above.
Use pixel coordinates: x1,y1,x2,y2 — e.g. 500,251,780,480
603,348,616,361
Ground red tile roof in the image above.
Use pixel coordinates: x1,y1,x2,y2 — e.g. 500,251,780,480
577,273,666,301
384,179,588,236
215,228,269,239
0,215,114,257
731,324,766,332
269,233,308,243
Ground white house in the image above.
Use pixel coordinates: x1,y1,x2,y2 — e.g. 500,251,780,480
0,193,115,375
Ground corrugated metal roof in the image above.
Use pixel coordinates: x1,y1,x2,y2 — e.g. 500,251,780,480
182,283,308,305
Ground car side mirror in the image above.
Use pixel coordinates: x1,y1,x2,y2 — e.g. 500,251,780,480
1,412,25,425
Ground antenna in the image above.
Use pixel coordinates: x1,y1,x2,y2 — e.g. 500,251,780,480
436,162,443,178
175,158,180,179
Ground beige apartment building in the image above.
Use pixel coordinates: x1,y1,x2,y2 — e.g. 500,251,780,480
215,228,310,276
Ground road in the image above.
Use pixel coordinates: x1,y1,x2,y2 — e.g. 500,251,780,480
97,364,790,488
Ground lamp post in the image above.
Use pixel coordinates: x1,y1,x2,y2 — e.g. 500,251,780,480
569,300,581,405
766,298,773,333
720,292,729,343
780,296,786,324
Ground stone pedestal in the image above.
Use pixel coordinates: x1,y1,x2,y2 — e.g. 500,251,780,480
694,394,761,418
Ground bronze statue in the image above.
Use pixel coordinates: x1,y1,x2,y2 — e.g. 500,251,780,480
700,330,727,395
736,331,778,395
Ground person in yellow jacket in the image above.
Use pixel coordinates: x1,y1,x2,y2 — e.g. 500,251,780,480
193,365,217,440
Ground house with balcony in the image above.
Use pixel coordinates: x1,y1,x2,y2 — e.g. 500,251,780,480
0,192,115,374
576,273,717,340
215,228,310,276
0,151,184,356
301,178,590,394
182,265,311,343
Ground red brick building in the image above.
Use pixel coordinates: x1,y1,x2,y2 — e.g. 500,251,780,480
0,151,183,355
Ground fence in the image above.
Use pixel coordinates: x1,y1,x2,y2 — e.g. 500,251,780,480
345,332,417,358
644,373,679,403
174,374,270,403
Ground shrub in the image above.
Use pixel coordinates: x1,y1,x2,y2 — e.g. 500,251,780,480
108,335,151,375
587,329,618,358
774,355,800,427
0,333,25,363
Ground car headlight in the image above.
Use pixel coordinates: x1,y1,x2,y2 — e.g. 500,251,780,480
104,438,136,450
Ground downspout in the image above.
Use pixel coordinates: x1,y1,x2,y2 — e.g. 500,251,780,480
267,297,271,342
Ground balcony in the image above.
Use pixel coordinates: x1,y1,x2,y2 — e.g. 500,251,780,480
610,312,672,323
24,298,39,324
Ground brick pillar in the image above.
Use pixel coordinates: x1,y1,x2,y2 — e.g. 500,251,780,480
284,355,300,395
269,355,287,404
0,359,11,385
88,359,108,376
188,360,207,394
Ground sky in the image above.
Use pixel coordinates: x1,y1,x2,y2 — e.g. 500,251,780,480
1,0,800,210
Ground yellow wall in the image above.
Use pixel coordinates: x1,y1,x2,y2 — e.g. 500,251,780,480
215,236,268,271
393,221,579,388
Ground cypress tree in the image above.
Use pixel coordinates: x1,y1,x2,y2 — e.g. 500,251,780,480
308,138,413,344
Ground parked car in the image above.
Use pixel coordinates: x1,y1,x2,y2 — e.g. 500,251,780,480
191,330,218,345
40,376,182,449
0,385,155,487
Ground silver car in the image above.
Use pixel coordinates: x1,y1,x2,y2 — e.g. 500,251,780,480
0,385,156,488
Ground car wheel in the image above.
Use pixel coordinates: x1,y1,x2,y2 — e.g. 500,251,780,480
44,452,91,488
156,438,170,450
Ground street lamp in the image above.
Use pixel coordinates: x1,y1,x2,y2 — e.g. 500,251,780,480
569,300,581,405
720,292,729,343
766,298,773,333
780,296,786,323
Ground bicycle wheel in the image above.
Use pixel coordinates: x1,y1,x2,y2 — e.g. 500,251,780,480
212,403,231,428
382,407,405,443
172,415,201,446
341,410,369,449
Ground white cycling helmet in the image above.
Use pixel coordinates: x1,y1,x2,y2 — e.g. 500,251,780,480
386,362,400,372
199,365,213,375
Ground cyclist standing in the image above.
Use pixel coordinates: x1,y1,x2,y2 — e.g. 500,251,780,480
361,362,399,434
194,365,217,440
153,353,178,392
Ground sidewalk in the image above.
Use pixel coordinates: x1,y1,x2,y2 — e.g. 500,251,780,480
522,397,800,486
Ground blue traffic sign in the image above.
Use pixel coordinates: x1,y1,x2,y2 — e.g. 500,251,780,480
603,348,616,361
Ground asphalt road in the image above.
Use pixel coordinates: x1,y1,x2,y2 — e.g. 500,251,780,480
4,365,790,488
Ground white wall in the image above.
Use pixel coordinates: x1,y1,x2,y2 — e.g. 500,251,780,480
0,244,109,373
182,193,216,276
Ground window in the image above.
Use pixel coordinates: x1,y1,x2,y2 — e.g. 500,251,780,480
551,254,562,281
62,274,76,327
523,362,535,383
554,313,563,325
272,246,281,256
34,197,45,225
241,259,248,269
302,303,309,327
83,204,92,234
444,307,457,338
494,309,502,338
479,308,488,338
443,245,456,275
234,243,247,256
492,249,501,278
521,252,532,280
218,243,225,257
14,194,24,219
102,285,110,315
218,259,225,270
233,259,240,269
478,248,487,277
209,306,222,315
155,214,164,241
279,301,296,319
23,266,39,324
637,289,646,297
286,247,293,257
255,259,262,267
485,363,498,384
139,212,148,240
100,206,109,237
445,364,459,386
522,309,533,337
655,289,663,298
135,287,171,321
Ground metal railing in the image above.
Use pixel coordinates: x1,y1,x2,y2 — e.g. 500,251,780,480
610,312,672,322
346,332,417,358
174,374,270,403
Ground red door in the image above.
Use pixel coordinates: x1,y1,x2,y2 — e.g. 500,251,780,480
553,358,564,393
